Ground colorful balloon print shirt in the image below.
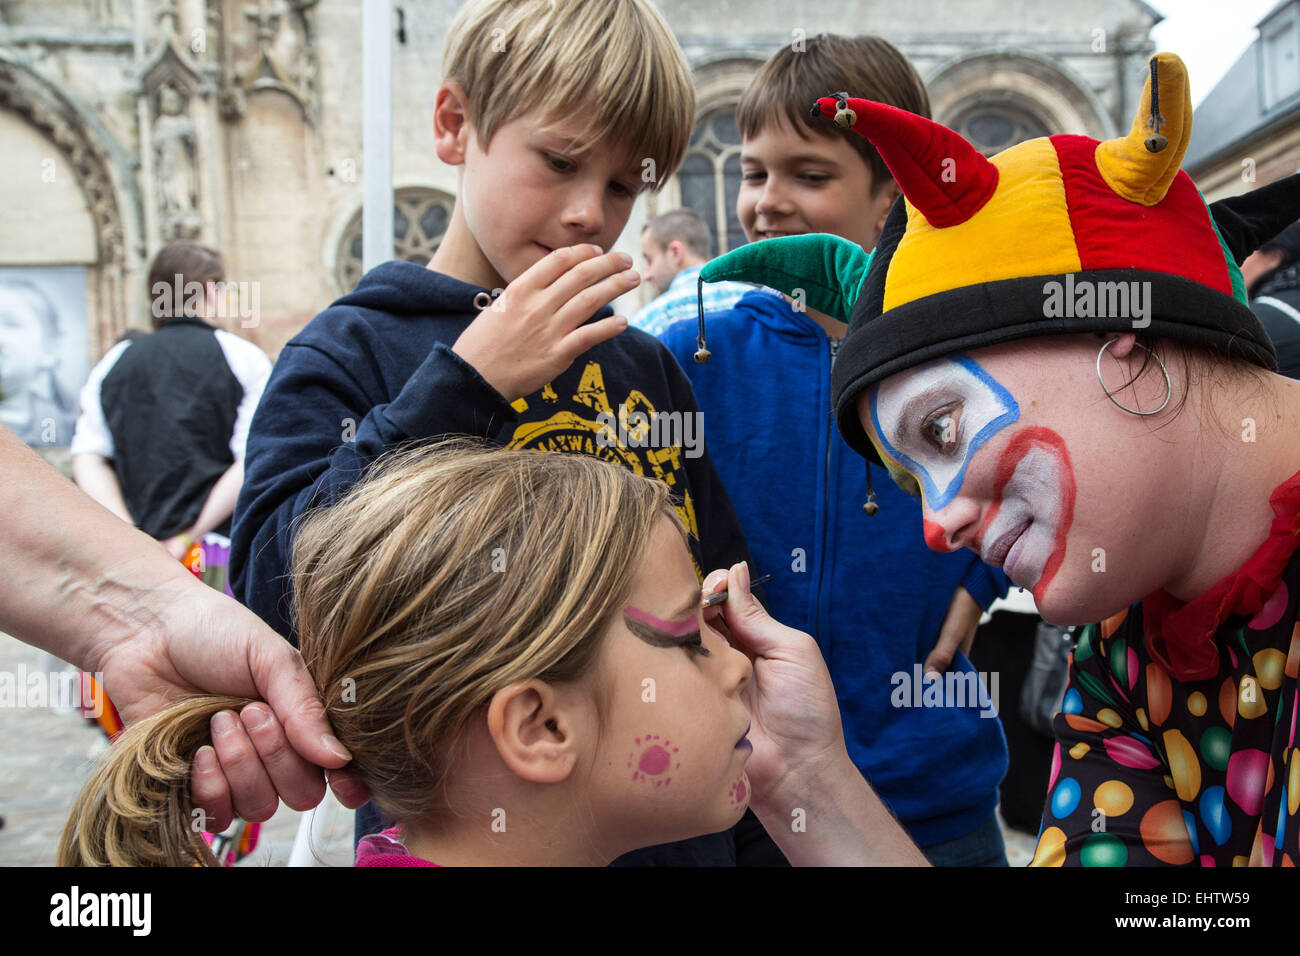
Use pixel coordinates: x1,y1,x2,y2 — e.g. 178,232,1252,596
1033,469,1300,866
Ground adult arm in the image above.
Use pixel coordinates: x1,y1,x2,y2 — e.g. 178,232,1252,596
160,459,244,559
0,424,367,823
923,558,1010,676
68,340,135,525
711,562,930,865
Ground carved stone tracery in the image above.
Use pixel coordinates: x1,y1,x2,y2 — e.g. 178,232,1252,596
218,0,320,124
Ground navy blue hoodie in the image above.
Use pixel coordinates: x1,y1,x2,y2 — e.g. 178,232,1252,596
662,289,1010,847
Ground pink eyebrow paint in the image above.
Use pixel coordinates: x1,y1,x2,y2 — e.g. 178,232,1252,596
624,605,697,637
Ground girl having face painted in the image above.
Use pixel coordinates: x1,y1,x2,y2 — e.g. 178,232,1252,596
695,54,1300,866
59,440,753,866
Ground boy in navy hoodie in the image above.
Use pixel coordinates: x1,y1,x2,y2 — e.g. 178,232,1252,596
661,35,1012,865
230,0,752,866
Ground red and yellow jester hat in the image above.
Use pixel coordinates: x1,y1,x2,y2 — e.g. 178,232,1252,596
809,53,1286,465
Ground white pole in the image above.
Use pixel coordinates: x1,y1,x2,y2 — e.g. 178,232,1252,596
362,0,394,273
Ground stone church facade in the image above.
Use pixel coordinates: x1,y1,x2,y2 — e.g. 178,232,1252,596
0,0,1158,448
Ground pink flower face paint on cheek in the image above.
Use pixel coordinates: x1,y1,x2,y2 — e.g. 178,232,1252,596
728,774,748,809
627,734,680,788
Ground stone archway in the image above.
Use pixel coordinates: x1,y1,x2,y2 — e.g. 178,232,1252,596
0,53,143,361
927,49,1117,147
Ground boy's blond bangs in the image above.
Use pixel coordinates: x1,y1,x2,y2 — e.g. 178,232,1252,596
444,0,695,189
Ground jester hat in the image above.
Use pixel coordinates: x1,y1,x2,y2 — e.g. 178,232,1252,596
696,53,1300,466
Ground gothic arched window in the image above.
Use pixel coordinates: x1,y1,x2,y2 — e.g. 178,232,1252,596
678,106,746,257
335,187,455,292
949,104,1051,156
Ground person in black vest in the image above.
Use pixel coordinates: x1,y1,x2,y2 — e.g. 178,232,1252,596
71,242,270,563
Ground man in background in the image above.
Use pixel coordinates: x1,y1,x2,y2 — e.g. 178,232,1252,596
630,208,752,337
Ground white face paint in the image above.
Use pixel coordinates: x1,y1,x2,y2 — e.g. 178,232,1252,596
869,355,1020,510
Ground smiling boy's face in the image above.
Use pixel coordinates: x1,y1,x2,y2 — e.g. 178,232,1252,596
582,516,753,853
433,82,647,291
738,115,897,252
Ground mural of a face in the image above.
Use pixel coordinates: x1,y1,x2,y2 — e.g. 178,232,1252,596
0,269,86,446
0,281,56,398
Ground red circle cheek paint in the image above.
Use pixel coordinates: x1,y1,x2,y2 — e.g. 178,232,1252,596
639,746,671,775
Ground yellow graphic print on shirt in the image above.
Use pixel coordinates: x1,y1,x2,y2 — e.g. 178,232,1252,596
505,360,701,576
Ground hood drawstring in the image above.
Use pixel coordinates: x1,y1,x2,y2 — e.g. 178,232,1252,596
694,276,711,363
864,459,879,516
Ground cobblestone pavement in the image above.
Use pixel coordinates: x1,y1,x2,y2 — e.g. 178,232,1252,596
2,631,1039,867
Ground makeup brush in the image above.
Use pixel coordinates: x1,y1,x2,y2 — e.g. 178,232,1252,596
702,573,772,608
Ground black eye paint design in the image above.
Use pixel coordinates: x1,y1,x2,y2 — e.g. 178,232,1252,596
623,613,711,658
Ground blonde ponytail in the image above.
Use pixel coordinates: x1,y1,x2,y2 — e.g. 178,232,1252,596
58,695,252,866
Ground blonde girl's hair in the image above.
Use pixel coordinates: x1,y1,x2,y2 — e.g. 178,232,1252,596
59,439,684,865
442,0,696,191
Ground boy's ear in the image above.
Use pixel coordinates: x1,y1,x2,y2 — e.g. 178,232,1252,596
433,80,472,166
485,680,583,784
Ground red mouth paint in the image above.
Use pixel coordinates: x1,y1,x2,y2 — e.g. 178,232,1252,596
973,426,1075,602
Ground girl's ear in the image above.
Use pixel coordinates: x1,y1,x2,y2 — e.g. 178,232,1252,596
433,80,472,167
485,681,582,784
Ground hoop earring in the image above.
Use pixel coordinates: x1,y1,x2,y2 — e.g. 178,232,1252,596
1096,337,1171,416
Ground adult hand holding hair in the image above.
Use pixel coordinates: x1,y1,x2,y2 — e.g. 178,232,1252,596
0,424,368,835
705,561,929,865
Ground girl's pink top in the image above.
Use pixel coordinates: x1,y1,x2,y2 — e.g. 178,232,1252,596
354,826,440,867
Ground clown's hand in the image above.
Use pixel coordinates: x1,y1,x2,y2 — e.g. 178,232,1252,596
452,244,639,402
704,563,847,808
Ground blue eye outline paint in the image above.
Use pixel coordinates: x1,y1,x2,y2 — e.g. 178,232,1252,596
869,354,1020,510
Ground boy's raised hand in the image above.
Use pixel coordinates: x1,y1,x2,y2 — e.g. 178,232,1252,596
452,244,639,401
